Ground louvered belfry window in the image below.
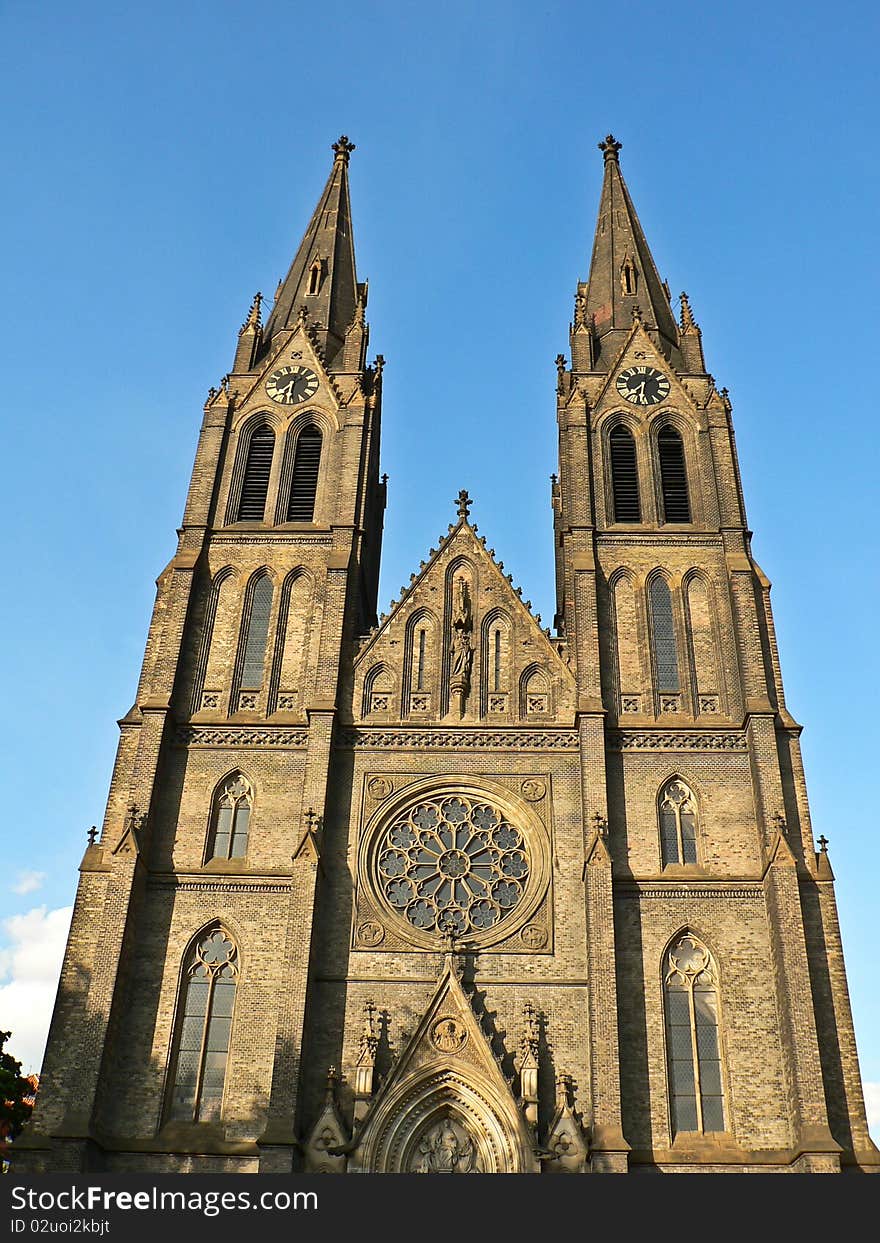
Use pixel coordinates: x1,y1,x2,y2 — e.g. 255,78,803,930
236,425,274,520
286,425,322,521
649,576,680,692
658,427,691,523
610,426,641,522
240,574,273,689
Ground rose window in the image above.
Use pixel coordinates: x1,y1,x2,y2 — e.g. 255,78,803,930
376,794,531,936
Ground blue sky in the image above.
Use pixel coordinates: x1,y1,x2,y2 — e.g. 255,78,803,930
1,0,878,1136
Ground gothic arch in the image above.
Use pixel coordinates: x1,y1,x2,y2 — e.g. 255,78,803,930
660,928,729,1137
204,769,254,863
609,566,646,714
683,569,724,715
403,608,438,714
646,569,683,709
479,607,511,715
519,663,551,718
231,568,276,710
192,566,240,714
163,921,242,1125
648,412,701,526
362,661,396,717
656,775,703,867
442,557,477,716
276,412,336,525
269,567,315,714
226,416,280,525
351,1068,537,1173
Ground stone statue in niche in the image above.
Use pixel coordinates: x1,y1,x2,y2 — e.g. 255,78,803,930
449,578,474,715
410,1115,478,1173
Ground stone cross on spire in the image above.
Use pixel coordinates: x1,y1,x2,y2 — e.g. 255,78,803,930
456,489,472,521
332,135,356,164
598,133,622,163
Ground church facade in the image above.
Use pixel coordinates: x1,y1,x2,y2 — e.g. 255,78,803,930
17,135,878,1174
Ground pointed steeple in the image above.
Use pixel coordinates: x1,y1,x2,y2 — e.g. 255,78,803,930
263,135,362,368
581,135,681,369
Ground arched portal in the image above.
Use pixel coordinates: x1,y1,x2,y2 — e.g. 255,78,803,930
351,1068,537,1173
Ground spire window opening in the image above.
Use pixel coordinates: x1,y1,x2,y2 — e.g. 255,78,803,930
658,427,691,523
307,260,323,296
236,425,274,521
287,425,322,522
620,259,638,296
240,575,273,690
609,426,641,522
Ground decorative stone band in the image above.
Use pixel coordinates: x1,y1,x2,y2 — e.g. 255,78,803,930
148,879,294,893
341,729,580,750
175,727,309,748
619,885,763,901
608,730,747,751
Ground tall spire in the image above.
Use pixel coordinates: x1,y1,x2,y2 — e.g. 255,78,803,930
581,135,681,369
263,135,361,367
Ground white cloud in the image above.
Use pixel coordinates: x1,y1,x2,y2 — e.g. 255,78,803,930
865,1082,880,1146
0,905,73,1074
10,870,47,896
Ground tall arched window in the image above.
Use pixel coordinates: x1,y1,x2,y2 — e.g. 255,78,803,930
609,426,641,522
286,425,322,521
168,927,238,1122
207,773,252,861
664,933,725,1134
236,425,275,521
240,574,273,690
657,427,691,523
659,778,698,865
649,576,679,693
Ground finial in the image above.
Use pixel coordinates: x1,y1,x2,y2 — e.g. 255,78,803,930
297,305,309,324
274,277,283,304
125,803,140,832
305,807,317,832
772,812,787,837
456,489,472,521
599,133,622,163
818,835,829,854
332,135,356,164
374,354,385,376
87,825,98,846
631,303,643,323
241,291,262,333
325,1065,339,1100
679,291,697,330
592,811,608,839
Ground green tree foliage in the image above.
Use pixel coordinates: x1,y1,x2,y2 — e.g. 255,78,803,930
1,1031,35,1169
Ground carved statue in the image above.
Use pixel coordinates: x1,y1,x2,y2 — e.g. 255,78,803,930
411,1116,477,1173
449,578,474,714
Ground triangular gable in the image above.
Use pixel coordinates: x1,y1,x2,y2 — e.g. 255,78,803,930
352,511,576,724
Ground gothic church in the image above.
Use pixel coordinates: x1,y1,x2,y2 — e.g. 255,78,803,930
17,135,878,1174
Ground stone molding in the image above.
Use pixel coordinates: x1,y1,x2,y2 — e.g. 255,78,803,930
341,728,579,750
609,730,747,751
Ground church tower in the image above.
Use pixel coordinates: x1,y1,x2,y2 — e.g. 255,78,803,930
16,137,877,1175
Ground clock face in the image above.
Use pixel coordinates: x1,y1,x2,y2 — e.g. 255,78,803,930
266,365,319,405
616,365,670,406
